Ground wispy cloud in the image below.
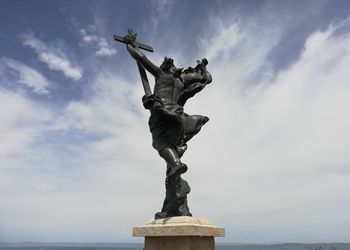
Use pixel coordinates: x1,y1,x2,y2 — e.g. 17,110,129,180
189,17,350,241
22,33,83,80
0,70,158,241
0,57,51,95
0,88,61,241
80,25,117,57
151,0,174,19
149,0,175,33
0,89,53,157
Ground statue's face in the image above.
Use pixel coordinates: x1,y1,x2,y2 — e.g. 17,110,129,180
169,66,176,74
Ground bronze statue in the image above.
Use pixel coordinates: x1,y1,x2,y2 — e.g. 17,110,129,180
114,29,212,219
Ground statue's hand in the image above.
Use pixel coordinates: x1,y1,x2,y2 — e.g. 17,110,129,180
124,29,137,47
142,94,163,110
196,58,208,68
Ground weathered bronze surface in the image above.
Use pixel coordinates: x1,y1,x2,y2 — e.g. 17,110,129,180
114,29,212,219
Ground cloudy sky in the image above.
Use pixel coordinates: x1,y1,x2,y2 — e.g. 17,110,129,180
1,0,350,244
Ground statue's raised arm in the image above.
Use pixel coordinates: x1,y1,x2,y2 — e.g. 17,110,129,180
124,30,161,77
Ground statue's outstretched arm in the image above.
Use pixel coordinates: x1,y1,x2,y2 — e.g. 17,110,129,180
177,59,212,106
181,61,212,88
126,44,161,76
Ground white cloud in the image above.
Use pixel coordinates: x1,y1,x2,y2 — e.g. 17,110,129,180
2,15,350,243
183,18,350,242
80,25,117,57
0,70,161,242
22,33,83,80
149,0,175,33
0,57,51,95
0,89,53,157
151,0,174,19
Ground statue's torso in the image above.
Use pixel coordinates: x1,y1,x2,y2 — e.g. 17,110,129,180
154,72,183,105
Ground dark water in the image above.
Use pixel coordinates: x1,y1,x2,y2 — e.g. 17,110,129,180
217,243,350,250
0,248,138,250
0,243,349,250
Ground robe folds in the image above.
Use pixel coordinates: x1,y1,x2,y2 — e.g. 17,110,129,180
147,96,209,151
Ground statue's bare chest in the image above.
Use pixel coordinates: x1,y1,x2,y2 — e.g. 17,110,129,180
154,73,184,100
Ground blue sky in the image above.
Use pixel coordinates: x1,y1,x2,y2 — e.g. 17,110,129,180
1,0,350,243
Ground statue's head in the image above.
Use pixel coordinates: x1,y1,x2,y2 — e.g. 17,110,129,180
160,57,174,71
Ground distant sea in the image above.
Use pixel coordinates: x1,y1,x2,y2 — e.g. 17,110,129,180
0,242,349,250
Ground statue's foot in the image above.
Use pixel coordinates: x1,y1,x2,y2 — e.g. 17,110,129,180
155,211,168,219
167,163,187,178
175,211,192,217
155,211,192,219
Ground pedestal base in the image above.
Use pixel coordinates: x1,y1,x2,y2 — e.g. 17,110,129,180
145,236,214,250
133,216,225,250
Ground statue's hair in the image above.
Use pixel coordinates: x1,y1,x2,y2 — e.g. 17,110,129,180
163,57,174,65
160,57,175,70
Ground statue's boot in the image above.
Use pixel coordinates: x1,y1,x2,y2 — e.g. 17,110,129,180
155,211,168,219
159,147,187,178
167,163,187,178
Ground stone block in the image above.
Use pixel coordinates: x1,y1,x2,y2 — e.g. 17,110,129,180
133,216,224,250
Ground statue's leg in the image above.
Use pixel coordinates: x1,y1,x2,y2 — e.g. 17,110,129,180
177,197,192,216
160,176,192,218
155,173,178,219
155,196,169,219
155,148,190,219
158,147,187,178
176,140,187,158
175,177,192,216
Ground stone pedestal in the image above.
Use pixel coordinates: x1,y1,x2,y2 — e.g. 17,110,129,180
133,216,225,250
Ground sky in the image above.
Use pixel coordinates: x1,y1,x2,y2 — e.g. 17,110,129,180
0,0,350,244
